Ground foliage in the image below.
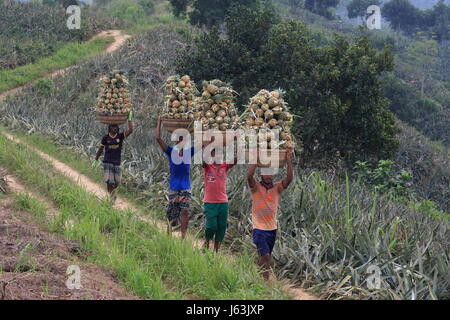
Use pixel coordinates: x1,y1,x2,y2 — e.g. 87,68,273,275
0,0,120,70
0,37,112,92
305,0,340,19
168,0,260,27
347,0,381,23
353,160,412,197
383,0,450,42
34,79,55,95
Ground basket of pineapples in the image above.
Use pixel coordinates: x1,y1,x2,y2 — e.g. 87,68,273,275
95,71,132,125
161,75,198,132
242,89,294,167
194,79,239,146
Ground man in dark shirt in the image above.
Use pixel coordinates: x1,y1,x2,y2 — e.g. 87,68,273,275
93,112,134,203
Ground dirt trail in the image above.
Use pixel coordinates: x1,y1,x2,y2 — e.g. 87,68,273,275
0,169,59,217
0,30,131,102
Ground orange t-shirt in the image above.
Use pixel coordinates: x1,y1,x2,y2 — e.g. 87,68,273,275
251,182,284,231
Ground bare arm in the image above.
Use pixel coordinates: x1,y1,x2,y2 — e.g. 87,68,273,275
282,148,294,189
124,120,134,138
95,146,104,161
155,116,167,152
247,164,257,192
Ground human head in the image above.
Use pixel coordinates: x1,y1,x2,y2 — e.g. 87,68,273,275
108,124,119,135
260,167,277,183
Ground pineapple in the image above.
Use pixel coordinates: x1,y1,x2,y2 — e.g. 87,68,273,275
95,70,132,115
194,79,238,131
242,89,295,149
161,75,198,120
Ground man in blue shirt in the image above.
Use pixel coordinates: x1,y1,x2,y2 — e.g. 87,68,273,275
155,116,195,239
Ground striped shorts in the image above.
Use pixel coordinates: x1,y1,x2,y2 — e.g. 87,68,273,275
103,162,122,185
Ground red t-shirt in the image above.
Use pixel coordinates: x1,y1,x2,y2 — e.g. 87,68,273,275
203,163,231,203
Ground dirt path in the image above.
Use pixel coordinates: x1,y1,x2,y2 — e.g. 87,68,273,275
0,30,131,102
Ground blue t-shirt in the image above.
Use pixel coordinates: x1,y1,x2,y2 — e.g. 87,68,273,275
165,146,196,191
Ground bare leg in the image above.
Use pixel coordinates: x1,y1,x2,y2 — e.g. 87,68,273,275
180,209,189,240
257,253,271,280
214,241,221,253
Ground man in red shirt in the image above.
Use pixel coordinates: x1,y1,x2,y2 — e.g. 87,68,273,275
202,148,236,252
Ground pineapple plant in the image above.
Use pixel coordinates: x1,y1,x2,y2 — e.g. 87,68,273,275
95,70,132,124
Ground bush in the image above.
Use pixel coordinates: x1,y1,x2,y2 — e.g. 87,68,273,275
34,79,55,95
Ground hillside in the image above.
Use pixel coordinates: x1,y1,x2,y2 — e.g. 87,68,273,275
0,0,448,300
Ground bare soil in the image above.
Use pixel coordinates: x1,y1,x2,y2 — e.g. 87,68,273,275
0,194,137,300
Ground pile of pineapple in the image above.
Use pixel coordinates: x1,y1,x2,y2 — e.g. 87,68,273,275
195,80,238,131
95,71,132,115
243,89,294,149
162,75,198,120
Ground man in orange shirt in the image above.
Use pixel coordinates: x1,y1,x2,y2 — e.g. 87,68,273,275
247,149,293,280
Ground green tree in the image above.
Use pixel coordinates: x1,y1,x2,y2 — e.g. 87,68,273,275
347,0,381,25
168,0,189,17
305,0,339,19
383,0,422,34
405,34,439,100
169,0,260,27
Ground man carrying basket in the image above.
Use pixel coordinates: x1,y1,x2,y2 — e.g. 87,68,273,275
92,111,134,203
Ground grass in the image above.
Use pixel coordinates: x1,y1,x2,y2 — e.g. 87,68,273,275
0,132,289,300
13,192,47,221
0,37,113,93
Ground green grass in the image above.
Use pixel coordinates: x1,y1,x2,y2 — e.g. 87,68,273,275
13,192,47,221
0,132,289,300
0,37,113,93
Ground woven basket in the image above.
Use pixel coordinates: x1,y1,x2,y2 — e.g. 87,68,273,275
162,118,194,133
96,113,128,125
245,149,287,168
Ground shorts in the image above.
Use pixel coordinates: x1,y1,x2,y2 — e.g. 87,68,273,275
252,229,277,256
204,202,229,243
103,162,121,185
166,189,191,222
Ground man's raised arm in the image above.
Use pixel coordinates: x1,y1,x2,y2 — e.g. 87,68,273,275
155,116,167,152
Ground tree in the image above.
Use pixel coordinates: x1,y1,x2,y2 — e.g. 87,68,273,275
347,0,381,25
168,0,189,17
383,0,423,34
175,5,399,162
304,0,339,19
169,0,260,28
